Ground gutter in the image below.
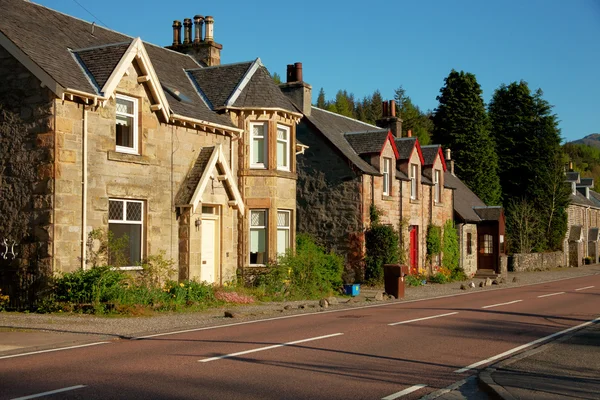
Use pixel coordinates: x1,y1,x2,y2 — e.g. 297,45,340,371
81,106,88,270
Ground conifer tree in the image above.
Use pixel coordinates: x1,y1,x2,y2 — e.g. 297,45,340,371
394,86,433,144
316,88,327,109
432,70,501,205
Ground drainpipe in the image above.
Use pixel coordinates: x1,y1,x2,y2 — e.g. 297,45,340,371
81,106,88,270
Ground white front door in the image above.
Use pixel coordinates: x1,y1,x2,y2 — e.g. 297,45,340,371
201,219,217,283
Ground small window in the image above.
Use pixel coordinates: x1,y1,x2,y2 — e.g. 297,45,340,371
467,232,472,255
250,123,267,169
410,163,418,200
108,199,144,267
276,125,290,171
115,94,138,154
250,210,267,264
383,158,391,196
480,234,493,255
434,170,441,203
277,210,291,256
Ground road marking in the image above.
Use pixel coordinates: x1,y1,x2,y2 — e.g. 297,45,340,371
537,292,565,298
575,286,595,291
455,316,600,373
382,384,427,399
11,385,86,400
135,274,598,340
481,300,522,309
389,312,458,326
0,342,108,360
199,333,343,362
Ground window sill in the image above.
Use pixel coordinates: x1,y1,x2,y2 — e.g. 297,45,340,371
240,169,297,180
382,195,393,201
410,198,419,204
111,266,143,271
434,202,444,207
108,151,159,166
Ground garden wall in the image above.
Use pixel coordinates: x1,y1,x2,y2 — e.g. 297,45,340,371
510,251,565,272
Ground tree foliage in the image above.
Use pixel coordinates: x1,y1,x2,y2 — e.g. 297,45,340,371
432,70,502,205
563,142,600,192
394,86,433,145
365,205,399,283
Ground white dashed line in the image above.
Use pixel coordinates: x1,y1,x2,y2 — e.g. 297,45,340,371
481,300,522,309
575,286,595,291
199,333,343,362
11,385,86,400
0,342,109,360
537,292,565,298
382,384,427,399
455,316,600,373
388,312,459,326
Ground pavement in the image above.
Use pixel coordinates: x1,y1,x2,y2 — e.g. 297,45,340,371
0,268,599,399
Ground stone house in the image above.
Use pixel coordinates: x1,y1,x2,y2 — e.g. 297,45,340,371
565,171,600,266
0,0,303,302
280,64,455,275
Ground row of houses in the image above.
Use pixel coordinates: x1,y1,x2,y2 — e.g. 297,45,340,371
0,0,505,301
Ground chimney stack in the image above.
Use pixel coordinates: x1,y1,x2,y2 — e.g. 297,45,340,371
193,15,204,44
407,129,412,137
279,62,312,116
172,20,182,46
376,100,403,138
167,15,222,66
445,147,455,175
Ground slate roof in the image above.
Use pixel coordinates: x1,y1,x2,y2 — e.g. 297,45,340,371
187,62,252,109
570,191,596,207
473,206,503,221
305,107,381,175
232,64,297,111
569,225,583,241
589,190,600,207
421,145,441,166
73,42,131,92
395,138,418,160
344,130,389,155
444,172,486,222
565,172,580,183
175,147,216,206
396,169,409,181
580,178,594,187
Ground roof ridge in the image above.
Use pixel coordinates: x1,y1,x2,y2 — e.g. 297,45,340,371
311,106,380,128
344,129,388,135
225,58,261,107
143,42,202,65
186,60,255,72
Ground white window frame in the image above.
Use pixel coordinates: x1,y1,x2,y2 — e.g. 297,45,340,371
382,158,391,196
434,169,441,203
115,94,139,155
277,210,291,256
250,209,268,265
410,163,418,200
108,198,144,269
250,122,268,169
276,124,291,171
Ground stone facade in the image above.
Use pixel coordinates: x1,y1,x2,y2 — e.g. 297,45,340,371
510,251,565,272
457,223,478,277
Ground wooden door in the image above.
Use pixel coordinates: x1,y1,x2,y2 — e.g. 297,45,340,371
477,226,497,272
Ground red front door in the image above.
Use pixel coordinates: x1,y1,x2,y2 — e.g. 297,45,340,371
409,226,418,274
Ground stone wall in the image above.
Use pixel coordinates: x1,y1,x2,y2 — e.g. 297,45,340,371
510,251,565,272
0,46,55,306
458,223,478,277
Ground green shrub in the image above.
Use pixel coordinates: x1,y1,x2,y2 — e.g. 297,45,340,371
426,225,442,260
53,266,127,305
255,234,344,300
404,275,423,287
442,220,460,271
365,206,399,283
428,272,449,284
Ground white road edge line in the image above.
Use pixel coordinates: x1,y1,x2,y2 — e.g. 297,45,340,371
382,384,427,400
455,316,600,373
198,333,343,363
389,312,459,326
537,292,565,298
10,385,86,400
575,286,595,291
481,300,522,309
134,273,598,340
0,342,109,360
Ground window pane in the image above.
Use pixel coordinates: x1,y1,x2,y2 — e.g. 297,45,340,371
277,229,289,255
277,141,287,168
277,211,289,227
116,98,133,114
116,117,134,148
126,202,142,221
251,211,265,227
109,200,123,221
252,124,265,138
277,127,287,140
109,223,142,266
253,138,264,164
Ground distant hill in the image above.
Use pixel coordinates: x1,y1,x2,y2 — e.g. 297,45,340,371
570,133,600,148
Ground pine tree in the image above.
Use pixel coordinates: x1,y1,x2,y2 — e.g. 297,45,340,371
432,70,501,205
334,90,353,117
394,86,433,144
316,88,326,109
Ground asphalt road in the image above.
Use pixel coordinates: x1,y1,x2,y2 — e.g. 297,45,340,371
0,276,598,400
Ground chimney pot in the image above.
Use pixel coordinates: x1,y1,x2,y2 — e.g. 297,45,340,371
204,16,214,41
389,100,396,117
193,15,204,44
569,161,573,171
445,148,451,161
286,64,294,83
172,20,182,46
407,129,412,138
294,62,303,82
183,18,192,45
382,101,388,118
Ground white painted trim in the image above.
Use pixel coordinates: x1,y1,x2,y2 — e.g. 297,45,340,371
170,113,243,135
0,31,64,98
249,121,268,169
115,93,139,155
276,124,291,171
225,58,262,107
296,143,309,155
221,106,303,120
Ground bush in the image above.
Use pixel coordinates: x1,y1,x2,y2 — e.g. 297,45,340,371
365,206,399,283
426,225,442,260
428,272,449,284
254,234,344,300
442,220,460,271
0,289,8,311
404,275,423,287
53,266,127,305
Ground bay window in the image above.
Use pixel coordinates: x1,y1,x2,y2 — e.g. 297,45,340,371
250,210,267,264
250,123,267,168
277,125,290,171
277,210,291,256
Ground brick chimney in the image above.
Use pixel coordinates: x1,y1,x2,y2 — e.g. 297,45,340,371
167,15,222,66
279,62,312,116
376,100,403,138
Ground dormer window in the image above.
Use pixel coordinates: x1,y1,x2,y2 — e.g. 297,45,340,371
383,157,391,196
410,163,418,200
434,169,441,203
250,122,267,169
115,94,139,154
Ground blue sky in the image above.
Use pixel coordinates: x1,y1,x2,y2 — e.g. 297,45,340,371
36,0,600,142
